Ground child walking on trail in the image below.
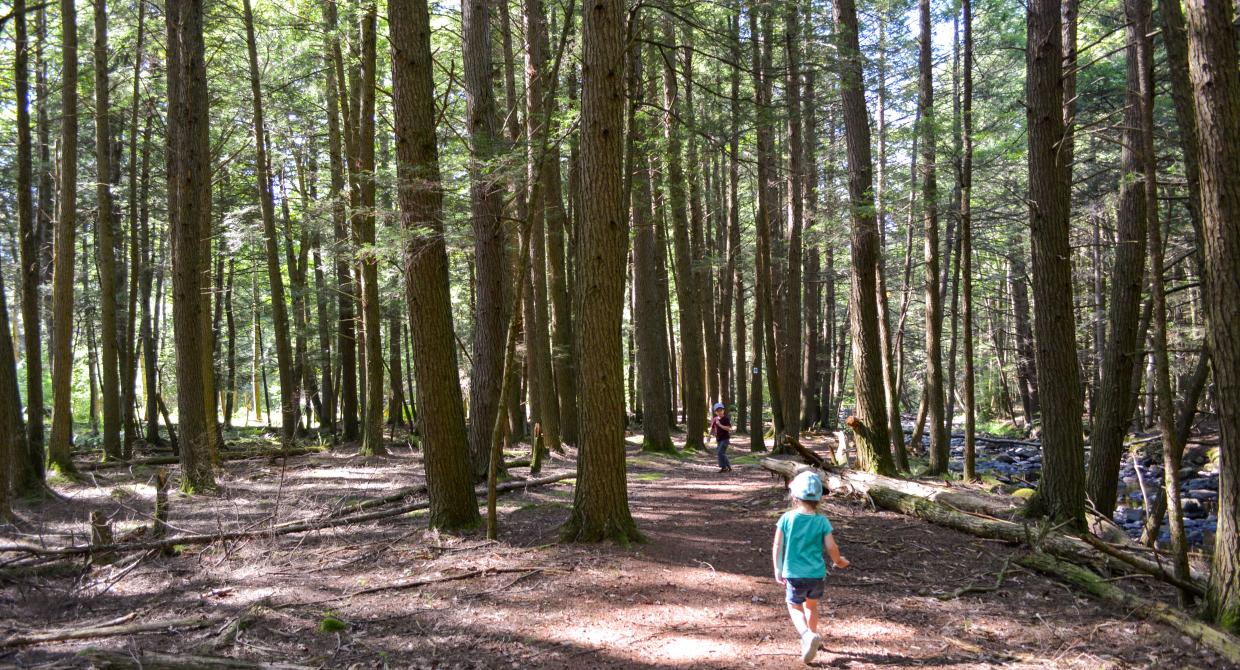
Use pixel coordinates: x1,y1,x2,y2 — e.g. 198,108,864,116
709,403,733,472
772,471,850,664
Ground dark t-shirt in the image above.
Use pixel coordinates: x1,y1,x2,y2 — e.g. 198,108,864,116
710,414,732,442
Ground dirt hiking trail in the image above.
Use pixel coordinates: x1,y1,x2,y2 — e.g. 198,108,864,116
1,436,1230,669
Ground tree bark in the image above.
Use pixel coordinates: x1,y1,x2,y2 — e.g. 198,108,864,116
1026,0,1086,527
390,0,481,529
1183,0,1240,633
1085,1,1151,518
918,0,948,474
243,0,298,443
47,0,79,473
961,0,976,481
660,17,706,451
14,0,44,493
166,0,216,491
632,38,673,453
561,0,639,542
354,2,385,456
92,0,122,461
834,0,896,476
780,2,804,432
463,0,509,479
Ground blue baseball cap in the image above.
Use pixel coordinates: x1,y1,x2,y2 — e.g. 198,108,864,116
712,402,725,411
790,471,823,501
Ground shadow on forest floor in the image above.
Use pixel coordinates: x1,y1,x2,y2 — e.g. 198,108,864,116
0,431,1231,668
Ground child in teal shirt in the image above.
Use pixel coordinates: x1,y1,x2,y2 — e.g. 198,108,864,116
771,471,849,664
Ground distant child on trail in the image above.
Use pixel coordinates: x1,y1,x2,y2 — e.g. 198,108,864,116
709,402,733,472
772,471,849,664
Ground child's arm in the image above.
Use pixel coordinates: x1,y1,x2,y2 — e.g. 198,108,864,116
824,533,850,569
771,528,787,583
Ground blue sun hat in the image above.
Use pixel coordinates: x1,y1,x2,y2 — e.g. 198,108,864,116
790,471,824,501
712,402,725,411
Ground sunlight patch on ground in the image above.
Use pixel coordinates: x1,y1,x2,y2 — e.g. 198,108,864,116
656,634,741,661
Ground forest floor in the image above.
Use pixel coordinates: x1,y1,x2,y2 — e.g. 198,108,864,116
0,432,1231,669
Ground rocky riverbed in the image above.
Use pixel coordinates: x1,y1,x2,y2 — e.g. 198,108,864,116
923,431,1220,547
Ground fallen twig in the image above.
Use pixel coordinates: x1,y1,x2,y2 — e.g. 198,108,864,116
1,614,225,649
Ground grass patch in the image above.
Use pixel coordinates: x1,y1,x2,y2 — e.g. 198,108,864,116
634,472,667,482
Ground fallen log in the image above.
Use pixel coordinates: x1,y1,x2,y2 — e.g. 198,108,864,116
1017,552,1240,666
77,649,314,670
1,614,224,649
759,458,1024,519
0,472,577,561
759,459,1209,593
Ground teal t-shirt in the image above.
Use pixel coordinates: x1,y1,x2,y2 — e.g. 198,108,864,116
777,510,834,579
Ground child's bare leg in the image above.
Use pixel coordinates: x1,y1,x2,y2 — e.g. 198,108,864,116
786,603,810,636
804,598,820,635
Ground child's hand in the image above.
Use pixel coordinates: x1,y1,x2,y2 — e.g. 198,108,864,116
833,556,851,570
775,574,786,585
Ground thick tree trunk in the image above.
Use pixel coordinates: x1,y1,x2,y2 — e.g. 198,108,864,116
390,0,481,529
835,0,896,475
1183,0,1240,633
166,0,216,491
561,0,639,542
1026,0,1086,527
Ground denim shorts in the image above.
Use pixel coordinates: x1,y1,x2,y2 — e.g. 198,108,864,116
785,577,825,604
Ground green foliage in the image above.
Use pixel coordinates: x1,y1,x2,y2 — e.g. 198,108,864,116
318,614,348,633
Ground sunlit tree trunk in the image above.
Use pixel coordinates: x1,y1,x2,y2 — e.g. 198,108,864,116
835,0,896,475
562,0,639,542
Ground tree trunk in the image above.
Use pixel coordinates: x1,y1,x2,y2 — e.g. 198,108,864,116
463,0,509,479
122,0,146,455
523,0,562,454
323,0,356,440
243,0,298,443
1183,0,1240,633
918,0,948,474
631,39,673,453
1085,0,1152,519
166,0,216,491
138,111,157,444
1009,249,1039,426
835,0,896,476
961,0,976,481
780,3,804,432
561,0,639,542
353,3,385,456
390,0,481,529
93,0,122,461
48,0,78,473
661,18,706,451
14,0,44,493
1026,0,1085,527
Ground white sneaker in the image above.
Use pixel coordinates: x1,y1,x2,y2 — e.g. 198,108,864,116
800,631,822,664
